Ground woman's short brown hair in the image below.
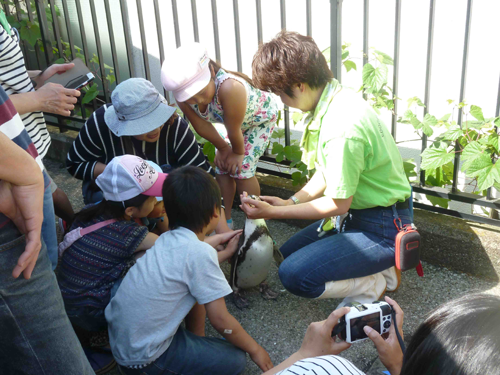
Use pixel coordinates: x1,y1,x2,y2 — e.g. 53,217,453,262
252,31,333,98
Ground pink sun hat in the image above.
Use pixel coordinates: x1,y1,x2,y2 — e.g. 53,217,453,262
95,155,168,203
161,42,211,102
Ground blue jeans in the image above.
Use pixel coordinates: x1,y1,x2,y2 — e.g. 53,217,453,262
118,326,247,375
42,185,58,270
279,206,412,298
0,223,93,374
66,277,124,332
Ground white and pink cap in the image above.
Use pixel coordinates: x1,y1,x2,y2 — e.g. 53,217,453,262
161,42,211,102
95,155,167,203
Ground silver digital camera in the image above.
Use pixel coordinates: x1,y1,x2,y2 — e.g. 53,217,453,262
334,301,392,343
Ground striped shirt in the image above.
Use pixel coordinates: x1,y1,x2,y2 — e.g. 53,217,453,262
66,105,213,181
276,355,364,375
0,25,50,158
0,84,46,229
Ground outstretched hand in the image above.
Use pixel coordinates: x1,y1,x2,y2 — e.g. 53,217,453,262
364,296,404,375
204,229,242,249
239,192,274,220
33,63,75,87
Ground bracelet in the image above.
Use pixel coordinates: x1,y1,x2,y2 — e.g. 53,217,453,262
289,195,300,205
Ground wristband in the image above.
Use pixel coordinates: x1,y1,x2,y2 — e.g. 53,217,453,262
289,195,300,205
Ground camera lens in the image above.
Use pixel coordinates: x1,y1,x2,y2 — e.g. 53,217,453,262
383,321,391,329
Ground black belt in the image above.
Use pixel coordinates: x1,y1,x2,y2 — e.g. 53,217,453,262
378,199,409,210
352,199,409,212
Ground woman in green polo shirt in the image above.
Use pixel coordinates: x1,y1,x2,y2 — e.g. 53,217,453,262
241,31,412,306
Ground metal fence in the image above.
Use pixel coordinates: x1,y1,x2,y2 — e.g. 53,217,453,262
4,0,500,226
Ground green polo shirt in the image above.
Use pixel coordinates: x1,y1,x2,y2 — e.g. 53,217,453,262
306,83,410,209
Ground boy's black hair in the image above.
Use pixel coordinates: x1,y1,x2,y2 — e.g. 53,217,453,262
162,166,221,233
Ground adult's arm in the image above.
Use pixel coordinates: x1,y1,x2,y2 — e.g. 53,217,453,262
66,108,107,181
10,64,80,116
0,132,44,279
241,194,353,221
169,116,215,176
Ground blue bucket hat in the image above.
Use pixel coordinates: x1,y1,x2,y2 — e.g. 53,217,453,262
104,78,176,137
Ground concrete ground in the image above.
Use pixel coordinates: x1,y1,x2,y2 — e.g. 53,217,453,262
46,159,500,375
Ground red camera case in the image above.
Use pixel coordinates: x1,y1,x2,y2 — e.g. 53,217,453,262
395,225,421,271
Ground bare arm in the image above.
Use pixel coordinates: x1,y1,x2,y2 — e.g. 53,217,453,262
0,132,44,279
93,162,106,179
206,298,273,371
218,80,246,155
292,170,327,204
177,102,228,151
241,195,353,221
10,84,80,116
135,232,159,252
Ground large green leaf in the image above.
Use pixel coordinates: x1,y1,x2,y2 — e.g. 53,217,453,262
407,96,425,108
344,60,356,72
410,116,422,130
464,120,485,129
461,141,485,170
362,63,388,94
291,112,304,125
271,143,284,154
341,50,349,60
464,152,492,176
374,50,394,65
441,126,463,141
20,22,41,47
478,133,499,153
469,105,485,122
202,142,216,162
439,113,451,122
403,159,417,181
421,114,437,137
420,146,455,171
284,145,302,162
426,195,450,208
81,83,99,104
494,117,500,127
470,162,500,191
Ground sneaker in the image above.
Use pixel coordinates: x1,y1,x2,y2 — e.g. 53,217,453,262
58,218,68,235
227,219,234,230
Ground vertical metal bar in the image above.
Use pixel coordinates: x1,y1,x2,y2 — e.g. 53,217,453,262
191,0,199,42
48,0,63,59
420,0,436,186
75,0,96,111
3,2,10,16
154,0,168,99
61,0,76,60
35,0,52,65
281,0,289,146
330,0,342,82
89,0,110,103
280,0,286,30
104,0,121,84
306,0,312,36
496,73,500,118
391,0,401,140
452,0,473,193
136,0,151,80
120,0,134,78
13,0,31,70
256,0,263,44
233,0,242,72
171,0,181,48
25,0,42,68
211,0,221,62
363,0,369,100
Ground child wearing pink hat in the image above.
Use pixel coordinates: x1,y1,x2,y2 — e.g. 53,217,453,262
161,43,278,228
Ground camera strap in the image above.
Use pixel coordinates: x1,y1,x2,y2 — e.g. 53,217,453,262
391,307,406,354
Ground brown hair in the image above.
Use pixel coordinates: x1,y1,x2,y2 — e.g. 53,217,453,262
209,60,254,87
252,31,333,97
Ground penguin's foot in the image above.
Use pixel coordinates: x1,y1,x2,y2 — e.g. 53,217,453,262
273,243,284,267
232,291,249,310
260,282,279,300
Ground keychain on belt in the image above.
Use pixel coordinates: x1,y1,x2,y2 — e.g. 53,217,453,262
317,217,336,237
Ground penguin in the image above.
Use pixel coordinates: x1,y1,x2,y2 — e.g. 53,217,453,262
230,195,278,309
